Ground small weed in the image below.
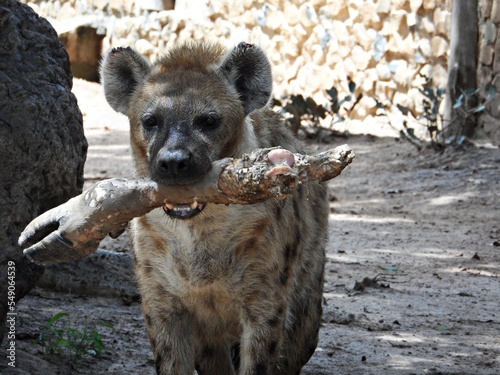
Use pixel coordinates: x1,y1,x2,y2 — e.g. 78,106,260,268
274,77,362,134
36,312,114,362
380,74,498,148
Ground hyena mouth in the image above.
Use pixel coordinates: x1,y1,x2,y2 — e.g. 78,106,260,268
162,201,206,220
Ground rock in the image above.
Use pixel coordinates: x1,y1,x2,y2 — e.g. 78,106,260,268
351,45,371,71
359,68,378,94
492,0,500,22
352,23,374,51
482,20,497,45
480,0,493,18
390,59,412,85
284,3,300,26
410,0,424,12
495,32,500,73
375,80,397,101
479,44,495,66
418,37,432,57
376,63,393,81
358,2,379,28
423,0,436,10
0,0,87,344
421,16,436,34
299,2,319,28
434,8,450,36
326,2,349,20
430,63,448,87
431,36,449,58
135,38,156,56
373,33,387,61
266,6,287,31
407,12,418,27
38,249,139,298
376,0,391,14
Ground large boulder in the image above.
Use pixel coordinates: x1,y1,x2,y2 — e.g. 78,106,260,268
0,0,87,343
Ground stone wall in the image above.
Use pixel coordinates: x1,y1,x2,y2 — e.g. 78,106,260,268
477,0,500,142
23,0,453,134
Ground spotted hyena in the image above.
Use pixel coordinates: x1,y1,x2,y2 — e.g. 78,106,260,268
100,42,328,375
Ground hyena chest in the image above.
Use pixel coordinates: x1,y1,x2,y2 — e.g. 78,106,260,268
143,207,252,289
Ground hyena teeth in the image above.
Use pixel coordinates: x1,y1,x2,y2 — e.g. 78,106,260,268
164,203,175,210
190,201,198,210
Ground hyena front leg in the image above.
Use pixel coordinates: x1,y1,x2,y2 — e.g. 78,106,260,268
139,276,196,375
195,344,236,375
239,287,287,375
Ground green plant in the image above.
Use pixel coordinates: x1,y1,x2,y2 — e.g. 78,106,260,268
273,94,327,133
444,85,497,144
375,74,446,149
375,74,491,149
36,312,113,362
326,76,363,123
274,77,362,134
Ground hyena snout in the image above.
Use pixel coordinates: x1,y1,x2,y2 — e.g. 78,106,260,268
157,148,191,176
153,146,210,185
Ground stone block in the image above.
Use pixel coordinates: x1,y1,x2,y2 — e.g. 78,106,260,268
266,6,286,31
284,3,300,26
352,23,374,51
492,0,500,22
57,2,76,19
482,20,497,45
434,8,450,35
423,0,436,10
480,0,493,18
95,0,110,11
410,0,423,12
325,2,349,20
418,38,432,57
421,16,436,34
431,35,449,58
351,45,371,70
407,12,418,27
375,80,397,101
493,33,500,73
295,63,335,94
299,2,319,28
109,0,123,16
376,63,392,80
360,68,378,94
376,0,391,14
431,63,448,87
479,44,495,66
112,18,131,39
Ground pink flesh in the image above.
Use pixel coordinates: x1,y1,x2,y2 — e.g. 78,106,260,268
267,149,295,167
265,165,294,177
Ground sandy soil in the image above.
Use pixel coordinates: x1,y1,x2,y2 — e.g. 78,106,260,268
1,79,499,375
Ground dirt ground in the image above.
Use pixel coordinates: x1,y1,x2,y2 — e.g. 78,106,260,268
2,78,499,375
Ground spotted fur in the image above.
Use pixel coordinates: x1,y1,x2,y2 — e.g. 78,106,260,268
101,41,328,375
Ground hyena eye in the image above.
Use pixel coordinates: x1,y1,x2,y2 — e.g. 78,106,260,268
141,113,157,130
194,112,221,131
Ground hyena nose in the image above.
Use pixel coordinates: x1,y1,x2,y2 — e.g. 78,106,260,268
157,149,192,178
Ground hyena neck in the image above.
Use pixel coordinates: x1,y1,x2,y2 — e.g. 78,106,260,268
234,116,259,156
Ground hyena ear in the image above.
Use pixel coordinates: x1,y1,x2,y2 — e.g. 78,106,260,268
219,42,273,115
100,47,151,114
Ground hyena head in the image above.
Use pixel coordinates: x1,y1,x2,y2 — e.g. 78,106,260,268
100,42,271,218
